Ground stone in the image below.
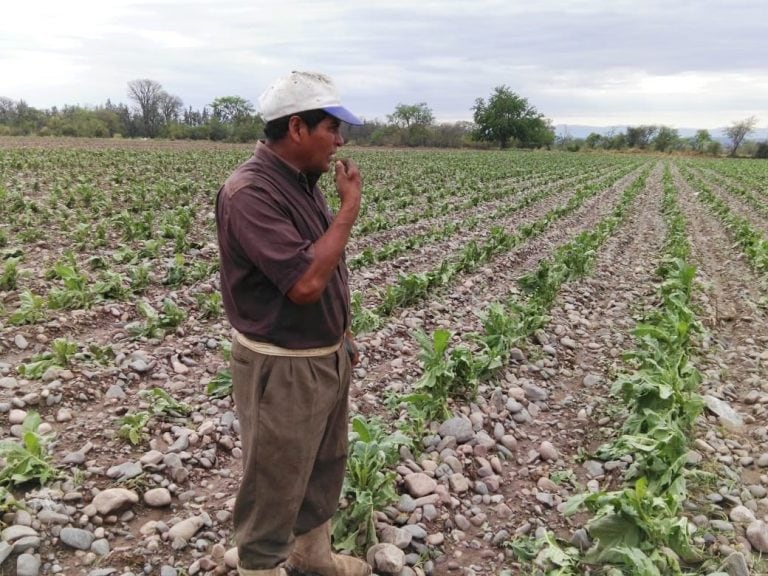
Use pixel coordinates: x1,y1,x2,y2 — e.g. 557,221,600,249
91,488,139,515
703,395,744,432
378,525,412,549
438,417,474,444
0,541,12,566
729,505,756,523
539,441,558,461
144,487,172,507
168,515,206,541
1,525,38,542
583,373,601,386
403,473,437,498
523,382,548,402
12,535,40,554
16,553,40,576
106,462,142,480
91,538,110,556
59,527,95,550
0,377,18,389
224,546,239,568
723,552,749,576
746,520,768,553
448,473,470,493
366,543,405,575
8,409,27,425
105,385,126,400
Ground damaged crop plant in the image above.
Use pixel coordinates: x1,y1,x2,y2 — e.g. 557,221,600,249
2,141,768,575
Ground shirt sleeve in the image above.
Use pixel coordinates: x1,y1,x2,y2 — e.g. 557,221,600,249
227,186,313,294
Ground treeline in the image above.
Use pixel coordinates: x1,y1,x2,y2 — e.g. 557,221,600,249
1,79,764,156
560,118,767,158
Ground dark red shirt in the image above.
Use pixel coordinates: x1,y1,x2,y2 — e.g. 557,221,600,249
215,142,350,348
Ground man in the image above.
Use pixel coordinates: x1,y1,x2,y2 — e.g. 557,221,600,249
215,71,370,576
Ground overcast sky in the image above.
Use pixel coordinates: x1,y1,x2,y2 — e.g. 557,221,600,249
2,0,766,130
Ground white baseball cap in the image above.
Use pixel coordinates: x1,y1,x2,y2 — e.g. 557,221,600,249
258,71,363,125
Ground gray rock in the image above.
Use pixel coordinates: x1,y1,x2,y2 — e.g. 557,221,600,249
583,373,601,386
37,510,70,525
12,536,41,553
143,488,172,507
710,520,735,532
523,382,548,402
570,528,592,551
539,441,558,461
403,473,437,498
92,488,139,515
224,547,239,568
396,494,416,513
0,541,12,566
105,385,126,400
367,542,405,574
729,505,756,523
723,552,749,576
703,395,744,431
378,525,412,549
2,525,38,542
59,527,95,550
8,409,27,424
401,524,428,540
168,515,206,541
167,433,190,453
582,460,604,478
16,553,40,576
106,462,142,480
448,473,470,493
509,348,526,362
14,334,29,350
0,377,17,389
438,417,474,443
746,520,768,553
91,538,110,556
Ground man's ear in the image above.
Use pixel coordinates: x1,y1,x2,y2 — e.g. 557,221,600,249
287,115,304,143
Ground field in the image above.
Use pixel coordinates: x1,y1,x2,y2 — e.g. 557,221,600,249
2,138,768,576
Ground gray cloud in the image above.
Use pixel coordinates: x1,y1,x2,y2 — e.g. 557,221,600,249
2,0,766,128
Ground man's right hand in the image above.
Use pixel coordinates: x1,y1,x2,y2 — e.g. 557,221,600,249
334,159,362,218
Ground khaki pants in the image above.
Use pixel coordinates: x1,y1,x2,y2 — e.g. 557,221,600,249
230,337,351,570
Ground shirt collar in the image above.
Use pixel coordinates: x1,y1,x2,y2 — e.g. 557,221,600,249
255,141,321,190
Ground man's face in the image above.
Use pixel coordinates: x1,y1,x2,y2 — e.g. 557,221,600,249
301,116,344,174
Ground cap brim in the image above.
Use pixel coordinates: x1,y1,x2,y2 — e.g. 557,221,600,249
323,106,363,126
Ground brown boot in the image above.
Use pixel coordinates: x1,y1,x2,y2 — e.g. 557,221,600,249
238,564,288,576
285,521,371,576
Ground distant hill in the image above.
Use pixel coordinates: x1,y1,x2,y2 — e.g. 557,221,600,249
554,124,768,145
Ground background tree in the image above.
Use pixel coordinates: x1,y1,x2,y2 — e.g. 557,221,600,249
725,116,758,157
127,79,164,137
471,86,553,148
625,125,658,149
386,103,435,146
210,96,255,124
653,126,680,152
690,129,713,154
584,132,603,149
387,103,434,128
158,92,183,125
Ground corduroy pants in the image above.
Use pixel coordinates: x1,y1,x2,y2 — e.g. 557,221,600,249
230,337,351,570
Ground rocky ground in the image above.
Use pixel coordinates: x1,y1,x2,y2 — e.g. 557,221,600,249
2,150,768,576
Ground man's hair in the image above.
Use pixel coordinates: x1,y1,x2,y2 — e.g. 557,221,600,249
264,109,328,141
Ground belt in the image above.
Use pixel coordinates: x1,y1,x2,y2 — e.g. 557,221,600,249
233,330,342,357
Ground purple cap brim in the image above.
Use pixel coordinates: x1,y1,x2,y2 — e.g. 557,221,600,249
323,105,363,126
